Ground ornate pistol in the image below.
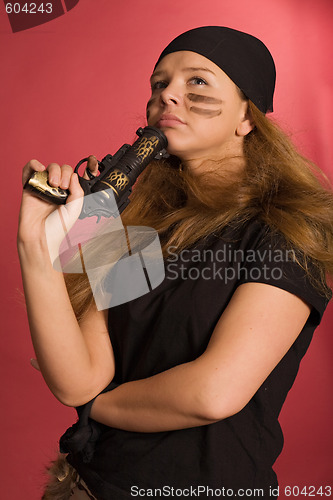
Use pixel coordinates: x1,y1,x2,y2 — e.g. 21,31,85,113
24,126,168,219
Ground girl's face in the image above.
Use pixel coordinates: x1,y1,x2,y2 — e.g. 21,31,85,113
147,51,253,169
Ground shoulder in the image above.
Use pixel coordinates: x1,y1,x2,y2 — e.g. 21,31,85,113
208,218,332,326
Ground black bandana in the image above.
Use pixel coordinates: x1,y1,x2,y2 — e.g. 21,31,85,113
154,26,276,114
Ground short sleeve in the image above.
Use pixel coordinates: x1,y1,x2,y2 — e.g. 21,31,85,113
237,225,331,326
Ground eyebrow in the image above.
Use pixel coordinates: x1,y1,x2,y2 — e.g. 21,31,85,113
150,66,216,81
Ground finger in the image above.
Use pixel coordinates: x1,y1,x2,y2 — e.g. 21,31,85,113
30,358,41,371
83,155,99,180
87,155,98,173
47,163,62,187
67,173,84,202
59,164,74,190
22,159,46,185
60,173,84,228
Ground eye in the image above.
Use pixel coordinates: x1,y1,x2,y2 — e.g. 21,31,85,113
151,80,168,90
189,77,208,86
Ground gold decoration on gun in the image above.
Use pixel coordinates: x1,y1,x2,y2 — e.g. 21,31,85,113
24,170,68,204
134,136,159,161
100,169,130,196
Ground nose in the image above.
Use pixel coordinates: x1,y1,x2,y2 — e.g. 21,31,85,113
159,82,182,106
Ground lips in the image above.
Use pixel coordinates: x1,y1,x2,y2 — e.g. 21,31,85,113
156,114,186,128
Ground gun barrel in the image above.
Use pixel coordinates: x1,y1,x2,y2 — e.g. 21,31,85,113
93,127,168,199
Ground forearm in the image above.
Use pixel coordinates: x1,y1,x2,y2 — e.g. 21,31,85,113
18,238,97,404
90,359,220,432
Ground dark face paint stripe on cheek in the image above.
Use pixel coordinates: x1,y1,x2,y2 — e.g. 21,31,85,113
186,93,223,104
146,97,156,108
146,97,157,120
190,107,222,117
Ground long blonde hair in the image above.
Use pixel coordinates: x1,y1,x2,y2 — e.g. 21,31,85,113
65,101,333,320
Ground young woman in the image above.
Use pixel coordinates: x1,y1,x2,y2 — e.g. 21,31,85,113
18,27,333,499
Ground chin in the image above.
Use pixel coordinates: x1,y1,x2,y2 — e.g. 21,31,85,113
158,131,189,156
165,145,187,159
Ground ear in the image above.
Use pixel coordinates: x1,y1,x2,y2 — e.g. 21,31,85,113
236,106,255,137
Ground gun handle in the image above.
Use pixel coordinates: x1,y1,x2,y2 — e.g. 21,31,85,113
23,158,101,204
24,170,68,204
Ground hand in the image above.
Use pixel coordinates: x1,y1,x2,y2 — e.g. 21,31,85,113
18,156,99,245
18,159,81,244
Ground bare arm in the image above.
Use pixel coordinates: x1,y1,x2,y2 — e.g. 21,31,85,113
90,282,311,431
18,159,115,406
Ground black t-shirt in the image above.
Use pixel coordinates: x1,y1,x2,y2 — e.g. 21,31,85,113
67,219,331,499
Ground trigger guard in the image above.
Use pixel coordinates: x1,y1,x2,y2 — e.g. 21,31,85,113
74,157,89,176
86,160,104,178
85,168,96,180
74,158,104,178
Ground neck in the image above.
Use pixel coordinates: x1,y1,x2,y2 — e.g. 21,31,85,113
180,138,245,174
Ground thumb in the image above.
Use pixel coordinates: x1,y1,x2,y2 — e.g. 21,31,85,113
66,173,84,204
44,174,84,268
60,173,84,230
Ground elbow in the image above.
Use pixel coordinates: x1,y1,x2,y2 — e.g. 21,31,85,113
55,388,108,408
50,374,115,408
195,382,248,422
54,392,86,408
52,389,95,407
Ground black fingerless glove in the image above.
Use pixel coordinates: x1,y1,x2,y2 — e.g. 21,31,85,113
59,381,118,463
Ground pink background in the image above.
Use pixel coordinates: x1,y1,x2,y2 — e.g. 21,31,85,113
1,0,332,498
